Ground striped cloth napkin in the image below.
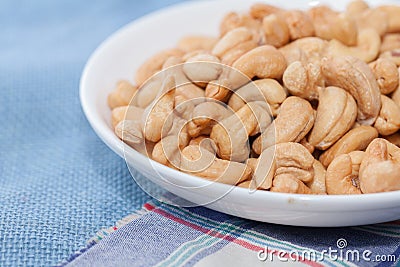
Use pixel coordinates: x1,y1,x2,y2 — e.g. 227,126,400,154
60,200,399,267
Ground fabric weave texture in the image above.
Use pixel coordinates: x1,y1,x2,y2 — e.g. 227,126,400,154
0,0,183,266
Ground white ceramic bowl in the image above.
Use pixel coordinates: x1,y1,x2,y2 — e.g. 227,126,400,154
80,0,400,226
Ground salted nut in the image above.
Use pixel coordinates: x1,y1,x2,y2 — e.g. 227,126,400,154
210,101,272,162
308,5,357,46
321,56,381,125
359,139,400,193
283,61,324,100
228,78,287,116
262,14,290,48
187,102,232,137
308,86,357,150
176,35,217,52
212,27,253,58
228,45,287,88
253,96,315,154
326,153,362,195
253,142,314,191
326,28,381,63
111,105,144,128
279,37,327,64
107,80,138,109
183,54,222,84
270,174,312,194
369,58,399,95
374,95,400,136
319,126,378,167
180,145,252,185
135,48,183,86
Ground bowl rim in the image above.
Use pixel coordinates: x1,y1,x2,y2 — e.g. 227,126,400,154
79,0,400,213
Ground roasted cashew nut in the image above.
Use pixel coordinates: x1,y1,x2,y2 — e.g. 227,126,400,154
253,96,315,154
321,55,381,125
283,61,324,100
228,78,287,116
210,101,272,162
180,145,252,185
253,142,314,190
374,95,400,136
326,28,381,63
107,80,138,109
308,86,357,150
187,102,232,137
369,58,399,95
228,45,287,89
319,125,378,167
359,138,400,193
326,154,362,195
308,5,357,46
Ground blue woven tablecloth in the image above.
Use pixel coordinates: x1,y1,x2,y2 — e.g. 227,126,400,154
0,1,182,266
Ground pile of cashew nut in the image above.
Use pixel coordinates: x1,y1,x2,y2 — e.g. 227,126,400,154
108,1,400,195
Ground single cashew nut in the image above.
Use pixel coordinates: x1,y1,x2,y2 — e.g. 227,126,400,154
270,174,312,194
262,14,290,48
279,37,327,65
326,28,381,63
133,77,163,108
283,10,315,41
183,53,222,84
326,154,362,195
308,86,357,150
111,105,144,128
210,101,272,162
107,80,138,109
321,56,381,125
253,96,315,154
187,102,232,137
359,138,400,193
319,125,378,167
177,36,217,53
283,61,324,100
369,58,399,95
308,6,357,46
115,120,143,145
180,145,252,185
142,82,175,143
228,79,287,116
229,45,287,88
212,27,253,58
374,95,400,136
135,48,183,86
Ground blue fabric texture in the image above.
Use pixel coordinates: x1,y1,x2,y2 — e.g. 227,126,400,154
0,1,183,266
